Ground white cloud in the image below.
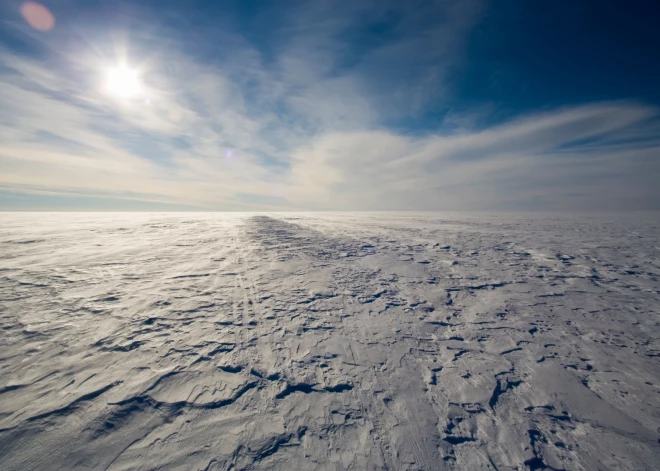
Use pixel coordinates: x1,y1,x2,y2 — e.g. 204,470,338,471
286,103,660,210
0,0,658,210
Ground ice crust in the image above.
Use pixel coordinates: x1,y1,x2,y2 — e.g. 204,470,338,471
0,212,659,470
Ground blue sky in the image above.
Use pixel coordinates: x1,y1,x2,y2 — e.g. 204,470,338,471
0,0,659,210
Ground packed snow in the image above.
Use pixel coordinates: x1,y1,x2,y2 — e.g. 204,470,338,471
1,212,659,470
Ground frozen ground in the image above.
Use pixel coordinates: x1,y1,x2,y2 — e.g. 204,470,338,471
0,212,659,471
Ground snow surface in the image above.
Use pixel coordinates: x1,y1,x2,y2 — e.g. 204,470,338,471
1,212,659,471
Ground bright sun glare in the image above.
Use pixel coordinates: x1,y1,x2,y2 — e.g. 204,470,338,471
105,65,142,99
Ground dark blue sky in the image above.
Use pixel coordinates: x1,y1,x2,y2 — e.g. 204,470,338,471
459,1,660,115
0,0,659,210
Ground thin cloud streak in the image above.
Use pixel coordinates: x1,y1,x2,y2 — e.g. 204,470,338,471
0,0,658,210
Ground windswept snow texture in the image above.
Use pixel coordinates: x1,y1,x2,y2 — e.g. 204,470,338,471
1,212,660,471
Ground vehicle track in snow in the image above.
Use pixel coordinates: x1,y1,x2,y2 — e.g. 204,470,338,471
0,212,659,470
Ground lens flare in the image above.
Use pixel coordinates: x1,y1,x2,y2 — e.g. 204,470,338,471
20,2,55,31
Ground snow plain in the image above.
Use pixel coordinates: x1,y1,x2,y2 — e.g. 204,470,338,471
0,212,659,471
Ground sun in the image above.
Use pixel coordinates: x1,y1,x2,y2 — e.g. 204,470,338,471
105,64,142,99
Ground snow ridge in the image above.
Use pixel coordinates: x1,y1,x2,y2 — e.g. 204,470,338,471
0,212,659,470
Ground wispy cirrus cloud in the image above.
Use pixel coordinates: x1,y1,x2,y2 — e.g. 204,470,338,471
0,0,658,210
